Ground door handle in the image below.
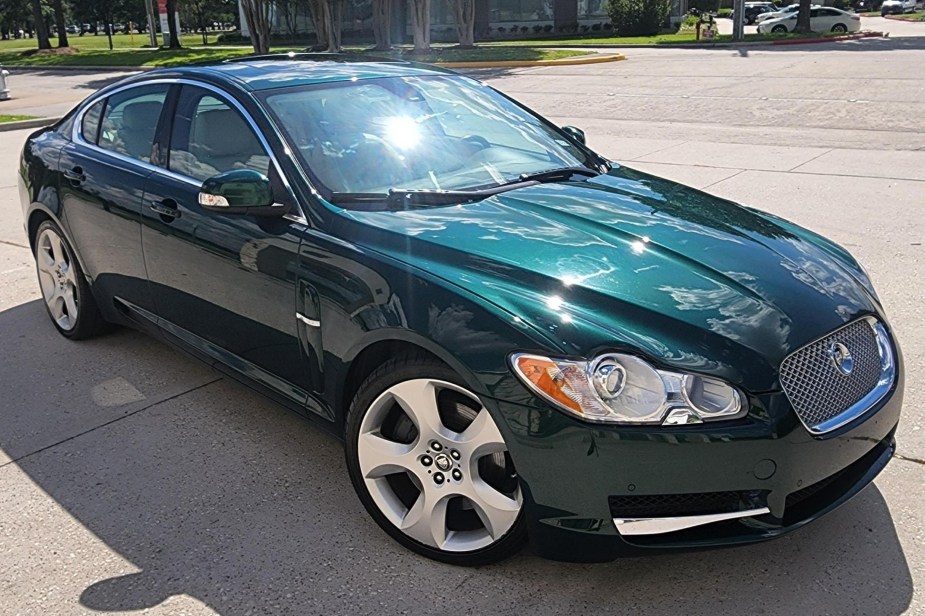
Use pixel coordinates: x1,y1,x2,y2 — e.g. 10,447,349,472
150,200,181,219
63,166,85,184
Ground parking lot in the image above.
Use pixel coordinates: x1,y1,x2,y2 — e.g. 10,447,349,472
2,34,924,615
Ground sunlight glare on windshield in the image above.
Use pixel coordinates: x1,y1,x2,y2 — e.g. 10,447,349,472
384,116,421,150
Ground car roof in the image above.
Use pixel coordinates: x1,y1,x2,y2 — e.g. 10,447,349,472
156,54,456,92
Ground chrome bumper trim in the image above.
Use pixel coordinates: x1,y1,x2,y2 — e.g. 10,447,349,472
613,507,771,536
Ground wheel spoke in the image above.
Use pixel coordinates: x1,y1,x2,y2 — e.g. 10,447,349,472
400,489,449,549
457,408,506,455
49,234,65,266
387,379,447,439
63,287,79,322
359,432,416,478
469,479,521,539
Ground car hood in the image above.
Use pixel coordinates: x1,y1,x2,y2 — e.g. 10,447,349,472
339,165,879,392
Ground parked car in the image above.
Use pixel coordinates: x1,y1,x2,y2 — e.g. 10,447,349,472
18,56,903,565
756,3,806,22
881,0,916,14
65,24,79,34
855,0,884,11
758,6,861,31
734,2,779,24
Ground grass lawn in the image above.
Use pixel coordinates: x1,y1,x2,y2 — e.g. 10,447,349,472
0,45,588,68
0,114,38,123
0,31,230,52
485,30,861,46
885,12,925,20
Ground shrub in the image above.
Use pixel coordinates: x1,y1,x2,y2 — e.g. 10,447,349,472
533,24,544,32
606,0,672,36
603,22,614,29
521,25,530,33
543,24,554,32
717,8,732,17
591,22,602,30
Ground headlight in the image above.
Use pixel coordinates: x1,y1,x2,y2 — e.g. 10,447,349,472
511,352,746,425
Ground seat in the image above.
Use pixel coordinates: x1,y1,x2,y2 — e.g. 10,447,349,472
189,109,267,175
118,101,162,162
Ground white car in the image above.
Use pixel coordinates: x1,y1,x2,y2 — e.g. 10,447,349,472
757,6,861,33
756,4,804,23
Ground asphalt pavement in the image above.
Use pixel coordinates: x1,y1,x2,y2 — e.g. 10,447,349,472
1,31,924,615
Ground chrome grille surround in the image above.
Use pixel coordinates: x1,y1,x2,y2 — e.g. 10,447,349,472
779,317,896,435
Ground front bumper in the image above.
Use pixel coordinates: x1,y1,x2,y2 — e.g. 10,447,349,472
490,370,903,562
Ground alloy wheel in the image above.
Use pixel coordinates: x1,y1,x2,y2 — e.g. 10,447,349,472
35,227,79,331
356,378,522,552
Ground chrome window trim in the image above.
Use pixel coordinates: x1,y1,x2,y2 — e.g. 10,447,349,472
70,77,308,224
781,316,896,436
613,507,771,536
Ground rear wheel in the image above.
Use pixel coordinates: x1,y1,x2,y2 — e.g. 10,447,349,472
832,23,848,32
346,355,525,565
34,220,105,339
772,24,788,32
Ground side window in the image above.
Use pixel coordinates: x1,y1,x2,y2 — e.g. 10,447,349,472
810,8,819,16
98,85,169,164
168,87,270,183
80,100,104,144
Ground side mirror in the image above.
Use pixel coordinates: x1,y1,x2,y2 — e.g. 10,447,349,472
198,169,282,215
561,125,586,145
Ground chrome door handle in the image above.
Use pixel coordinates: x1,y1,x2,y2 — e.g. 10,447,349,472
149,201,181,219
63,167,85,183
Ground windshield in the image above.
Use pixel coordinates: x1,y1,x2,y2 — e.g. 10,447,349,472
260,75,596,199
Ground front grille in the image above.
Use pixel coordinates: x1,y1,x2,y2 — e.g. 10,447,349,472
609,491,756,518
779,318,885,434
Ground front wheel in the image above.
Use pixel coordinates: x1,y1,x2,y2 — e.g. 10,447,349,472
832,23,848,32
346,355,526,565
772,24,788,32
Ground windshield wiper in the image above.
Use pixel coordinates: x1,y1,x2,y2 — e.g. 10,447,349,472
518,166,600,184
329,188,505,209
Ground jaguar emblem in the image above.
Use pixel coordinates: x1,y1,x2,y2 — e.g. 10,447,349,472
828,341,854,376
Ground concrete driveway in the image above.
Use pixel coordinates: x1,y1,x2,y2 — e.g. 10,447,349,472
2,36,924,615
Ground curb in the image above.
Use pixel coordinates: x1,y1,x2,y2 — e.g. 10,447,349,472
770,31,885,45
883,14,924,21
0,117,60,132
433,52,626,68
2,65,150,73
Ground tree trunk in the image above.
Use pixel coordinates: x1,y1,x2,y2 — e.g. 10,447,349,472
307,0,329,49
451,0,475,47
328,0,343,52
166,0,182,48
795,0,811,33
408,0,431,53
241,0,272,54
372,0,392,50
30,0,51,49
52,0,68,47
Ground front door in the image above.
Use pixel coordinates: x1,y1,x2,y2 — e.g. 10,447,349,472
139,83,313,408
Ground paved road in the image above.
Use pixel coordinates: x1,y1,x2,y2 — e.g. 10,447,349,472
1,36,924,615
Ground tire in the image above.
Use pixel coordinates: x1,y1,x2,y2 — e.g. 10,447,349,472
345,354,526,565
772,24,788,32
33,220,105,340
832,23,848,32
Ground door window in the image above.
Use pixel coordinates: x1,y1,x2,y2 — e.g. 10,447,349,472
168,87,270,183
97,85,169,164
80,99,104,144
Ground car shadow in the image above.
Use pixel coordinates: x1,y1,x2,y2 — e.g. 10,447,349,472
0,299,913,615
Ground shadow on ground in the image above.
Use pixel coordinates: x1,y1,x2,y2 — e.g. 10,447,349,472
0,299,914,615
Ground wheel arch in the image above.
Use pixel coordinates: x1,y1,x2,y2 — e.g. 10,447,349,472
335,330,487,435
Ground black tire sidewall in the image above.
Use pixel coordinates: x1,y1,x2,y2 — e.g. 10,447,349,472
344,355,526,566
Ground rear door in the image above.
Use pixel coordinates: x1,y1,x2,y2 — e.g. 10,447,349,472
139,83,316,409
59,83,171,319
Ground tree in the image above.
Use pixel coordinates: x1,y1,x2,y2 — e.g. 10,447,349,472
240,0,271,54
306,0,344,52
30,0,51,49
166,0,182,47
408,0,431,53
794,0,811,32
52,0,68,47
450,0,475,48
372,0,391,50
